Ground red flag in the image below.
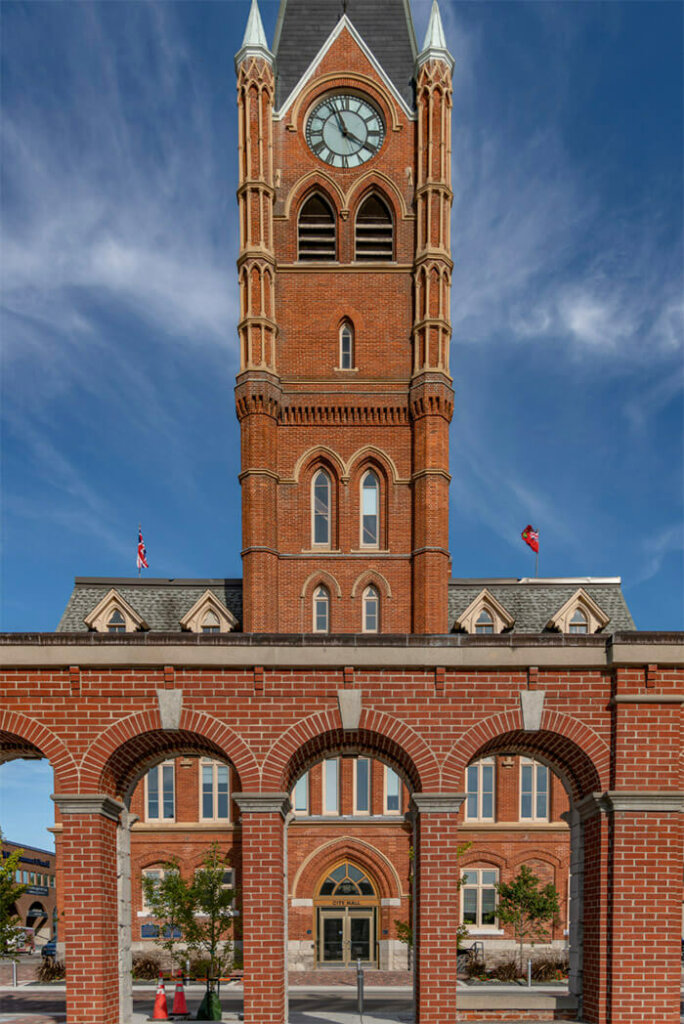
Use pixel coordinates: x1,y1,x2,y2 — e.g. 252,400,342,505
137,528,149,570
521,525,539,553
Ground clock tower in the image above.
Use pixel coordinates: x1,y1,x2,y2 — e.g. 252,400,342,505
235,0,454,635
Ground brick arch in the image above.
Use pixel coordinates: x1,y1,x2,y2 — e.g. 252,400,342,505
80,710,259,798
510,849,563,872
284,174,345,220
442,711,608,801
350,569,392,600
290,445,345,484
346,171,409,220
262,707,440,793
461,849,507,871
300,570,342,601
0,710,78,789
292,837,403,902
346,444,401,484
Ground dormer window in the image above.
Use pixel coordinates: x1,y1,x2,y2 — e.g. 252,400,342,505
474,610,494,634
107,609,126,633
179,590,238,634
201,610,221,634
455,588,514,635
83,589,148,634
298,194,336,261
546,588,610,635
569,609,588,634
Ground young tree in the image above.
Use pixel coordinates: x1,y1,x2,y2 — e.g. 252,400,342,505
495,864,560,972
140,860,193,973
186,844,236,1021
0,843,28,959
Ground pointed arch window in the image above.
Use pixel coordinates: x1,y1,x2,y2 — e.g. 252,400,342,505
313,585,330,633
475,609,494,634
298,194,336,261
362,586,380,633
312,469,331,546
339,322,354,369
569,609,588,634
361,470,380,547
107,609,126,633
355,194,393,261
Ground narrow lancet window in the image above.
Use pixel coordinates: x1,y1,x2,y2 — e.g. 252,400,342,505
312,470,331,546
363,586,379,633
340,323,354,369
313,585,330,633
361,471,379,546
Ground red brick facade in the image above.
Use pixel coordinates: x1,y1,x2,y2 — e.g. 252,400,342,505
0,4,682,1024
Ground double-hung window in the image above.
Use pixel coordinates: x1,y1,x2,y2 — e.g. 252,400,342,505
461,868,498,927
465,758,495,821
200,760,230,822
323,758,339,815
146,762,175,821
520,758,549,820
384,766,401,814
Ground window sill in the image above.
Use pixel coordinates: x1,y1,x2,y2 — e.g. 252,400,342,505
334,367,359,373
465,928,504,936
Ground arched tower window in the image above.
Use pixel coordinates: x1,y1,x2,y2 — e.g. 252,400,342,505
475,609,494,634
313,585,330,633
339,322,354,369
355,194,393,261
569,609,588,634
312,469,331,546
298,194,336,261
360,470,380,547
362,586,380,633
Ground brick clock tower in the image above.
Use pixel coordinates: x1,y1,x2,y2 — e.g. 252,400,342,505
235,0,454,635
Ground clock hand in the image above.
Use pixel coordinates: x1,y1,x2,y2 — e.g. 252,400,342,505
332,108,348,136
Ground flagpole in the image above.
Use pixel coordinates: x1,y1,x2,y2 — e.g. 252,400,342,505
138,523,142,578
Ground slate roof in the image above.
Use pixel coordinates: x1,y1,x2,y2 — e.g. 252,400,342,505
272,0,418,111
56,579,243,633
57,576,635,634
448,579,635,634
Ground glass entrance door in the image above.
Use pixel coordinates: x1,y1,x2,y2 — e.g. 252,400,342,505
319,909,375,966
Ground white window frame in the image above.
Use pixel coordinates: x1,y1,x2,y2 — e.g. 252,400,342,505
313,585,330,633
322,758,340,815
568,608,588,634
292,773,309,815
360,470,380,548
520,758,549,821
145,761,175,822
362,585,380,633
200,759,231,822
353,757,371,815
465,757,495,822
474,609,494,634
312,470,331,548
339,322,355,370
383,766,401,815
460,868,499,930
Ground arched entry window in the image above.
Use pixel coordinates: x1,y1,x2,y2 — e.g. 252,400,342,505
298,194,336,261
316,862,378,966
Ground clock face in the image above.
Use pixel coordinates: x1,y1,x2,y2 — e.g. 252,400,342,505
306,94,385,168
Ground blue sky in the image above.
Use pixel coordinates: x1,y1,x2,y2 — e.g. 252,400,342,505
1,1,682,847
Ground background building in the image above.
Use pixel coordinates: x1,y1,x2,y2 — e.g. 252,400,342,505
1,839,57,945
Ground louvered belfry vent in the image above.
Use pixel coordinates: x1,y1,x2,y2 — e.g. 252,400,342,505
298,194,336,261
355,194,393,261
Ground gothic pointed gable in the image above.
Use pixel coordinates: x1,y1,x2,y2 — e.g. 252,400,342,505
546,587,610,634
179,590,239,634
83,589,148,633
273,0,417,112
454,588,514,635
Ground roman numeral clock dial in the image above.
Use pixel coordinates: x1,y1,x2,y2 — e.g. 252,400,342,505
305,94,385,168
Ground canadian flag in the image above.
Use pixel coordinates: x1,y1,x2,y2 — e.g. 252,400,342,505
521,525,539,553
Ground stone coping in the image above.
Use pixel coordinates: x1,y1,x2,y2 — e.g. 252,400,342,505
0,632,682,670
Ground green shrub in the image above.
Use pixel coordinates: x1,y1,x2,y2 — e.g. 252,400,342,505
188,955,213,980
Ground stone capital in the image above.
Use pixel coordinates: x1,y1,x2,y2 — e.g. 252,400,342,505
603,790,684,813
52,793,125,821
410,792,466,814
233,792,291,818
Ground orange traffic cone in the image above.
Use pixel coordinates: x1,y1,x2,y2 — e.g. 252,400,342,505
171,969,190,1018
150,971,169,1021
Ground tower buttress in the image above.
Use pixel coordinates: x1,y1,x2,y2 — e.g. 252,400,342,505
410,0,454,633
235,0,281,632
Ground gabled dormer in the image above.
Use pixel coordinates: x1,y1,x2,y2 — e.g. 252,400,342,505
179,590,238,635
454,588,514,635
546,588,610,635
83,589,148,633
